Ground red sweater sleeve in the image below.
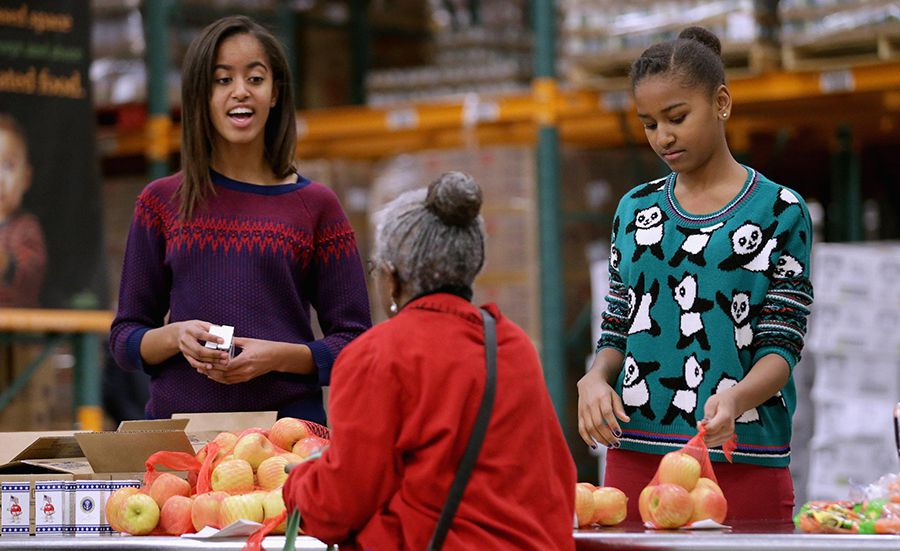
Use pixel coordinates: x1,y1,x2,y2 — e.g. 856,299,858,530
282,335,401,544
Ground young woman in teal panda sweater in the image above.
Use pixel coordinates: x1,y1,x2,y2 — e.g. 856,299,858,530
577,26,814,524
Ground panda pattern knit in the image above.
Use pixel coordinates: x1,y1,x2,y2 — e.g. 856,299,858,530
597,167,814,467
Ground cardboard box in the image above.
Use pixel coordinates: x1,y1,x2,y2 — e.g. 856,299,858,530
0,419,193,536
0,345,72,432
34,480,67,536
71,480,106,536
0,412,283,536
0,481,30,536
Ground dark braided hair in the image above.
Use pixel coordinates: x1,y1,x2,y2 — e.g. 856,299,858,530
630,26,726,96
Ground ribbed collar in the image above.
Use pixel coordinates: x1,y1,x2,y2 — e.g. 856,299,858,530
662,165,759,227
210,169,310,195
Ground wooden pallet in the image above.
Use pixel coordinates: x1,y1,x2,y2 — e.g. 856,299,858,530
565,41,780,89
782,23,900,71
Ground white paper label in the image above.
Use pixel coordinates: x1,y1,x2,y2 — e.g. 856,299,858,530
1,482,31,535
820,70,855,94
35,481,68,535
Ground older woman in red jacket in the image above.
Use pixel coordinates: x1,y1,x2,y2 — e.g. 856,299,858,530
282,172,576,550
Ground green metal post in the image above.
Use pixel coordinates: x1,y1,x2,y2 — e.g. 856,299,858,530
469,0,481,26
276,1,299,108
145,0,171,181
830,126,863,242
73,334,102,431
533,0,565,422
349,0,370,105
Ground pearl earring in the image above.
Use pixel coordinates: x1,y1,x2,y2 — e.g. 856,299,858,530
721,112,729,118
390,301,398,314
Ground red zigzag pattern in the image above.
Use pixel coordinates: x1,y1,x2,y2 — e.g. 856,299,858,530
135,194,357,265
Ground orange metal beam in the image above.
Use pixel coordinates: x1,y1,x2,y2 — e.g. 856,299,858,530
99,61,900,160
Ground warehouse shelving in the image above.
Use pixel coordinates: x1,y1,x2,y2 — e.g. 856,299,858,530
99,60,900,160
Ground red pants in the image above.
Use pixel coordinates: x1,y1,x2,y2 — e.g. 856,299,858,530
604,448,795,524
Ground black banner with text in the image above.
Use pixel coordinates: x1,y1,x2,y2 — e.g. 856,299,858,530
0,1,107,309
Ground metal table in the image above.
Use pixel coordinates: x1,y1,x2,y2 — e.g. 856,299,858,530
575,521,900,550
4,526,900,550
0,535,326,550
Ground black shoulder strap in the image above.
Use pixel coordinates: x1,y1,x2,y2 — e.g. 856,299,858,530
426,308,497,551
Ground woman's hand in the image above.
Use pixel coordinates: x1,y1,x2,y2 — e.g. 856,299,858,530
699,391,738,448
577,364,630,449
203,338,314,384
175,320,230,372
699,354,791,448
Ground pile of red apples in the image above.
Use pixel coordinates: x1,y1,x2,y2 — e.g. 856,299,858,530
107,417,328,536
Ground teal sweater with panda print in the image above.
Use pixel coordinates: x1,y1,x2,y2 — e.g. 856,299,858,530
598,166,814,468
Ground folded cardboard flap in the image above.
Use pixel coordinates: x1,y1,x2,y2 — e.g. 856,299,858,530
8,458,93,476
0,432,82,466
118,418,189,432
74,430,195,474
172,411,277,433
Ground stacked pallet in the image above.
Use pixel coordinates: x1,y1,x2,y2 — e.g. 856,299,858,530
780,0,900,71
365,0,532,106
560,0,780,87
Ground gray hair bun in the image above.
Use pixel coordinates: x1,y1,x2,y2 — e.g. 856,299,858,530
425,171,482,227
678,26,721,57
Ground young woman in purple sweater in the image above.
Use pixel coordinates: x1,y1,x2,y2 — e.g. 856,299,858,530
110,16,371,423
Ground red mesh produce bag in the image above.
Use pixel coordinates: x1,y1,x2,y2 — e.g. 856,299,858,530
640,424,736,528
296,420,330,440
646,424,736,487
194,420,331,494
243,510,288,551
143,450,202,492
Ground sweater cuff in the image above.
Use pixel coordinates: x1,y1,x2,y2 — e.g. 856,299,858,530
126,327,152,374
752,346,799,371
596,336,626,355
308,340,335,387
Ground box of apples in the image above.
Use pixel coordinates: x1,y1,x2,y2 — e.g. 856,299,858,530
106,417,329,537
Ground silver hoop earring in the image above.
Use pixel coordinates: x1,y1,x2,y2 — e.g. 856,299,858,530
390,301,398,314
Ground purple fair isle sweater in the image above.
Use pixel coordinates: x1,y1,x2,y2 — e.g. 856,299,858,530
110,171,372,421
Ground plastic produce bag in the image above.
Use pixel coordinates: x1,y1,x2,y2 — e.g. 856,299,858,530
795,500,900,534
797,472,900,534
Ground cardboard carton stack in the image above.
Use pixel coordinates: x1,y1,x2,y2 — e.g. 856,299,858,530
0,344,73,432
805,242,900,500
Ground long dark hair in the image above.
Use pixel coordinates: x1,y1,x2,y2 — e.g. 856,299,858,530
178,15,296,219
